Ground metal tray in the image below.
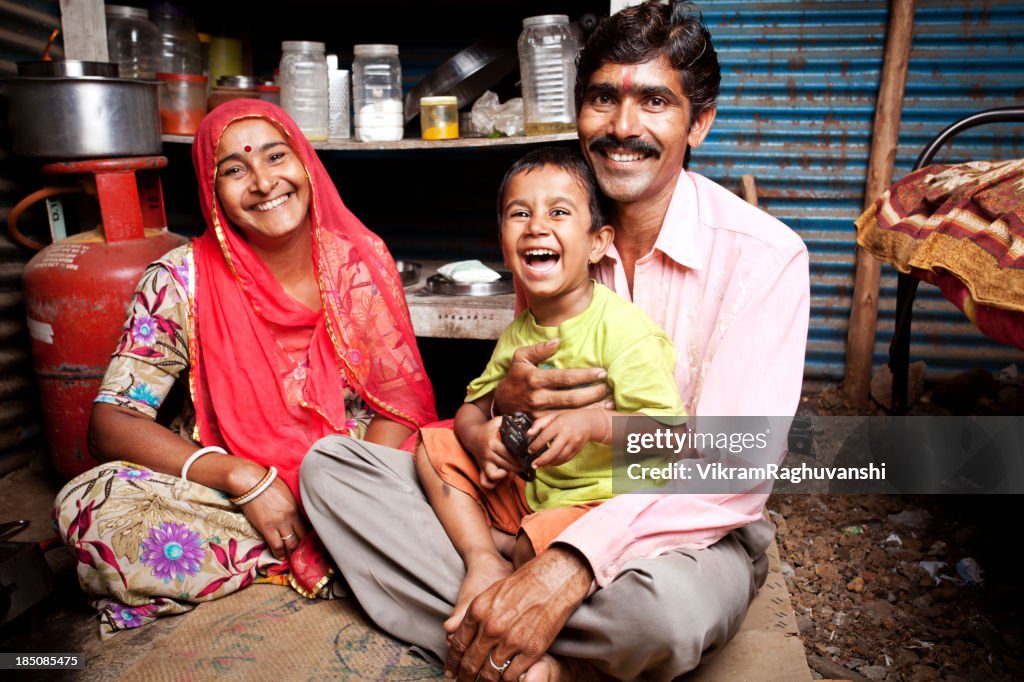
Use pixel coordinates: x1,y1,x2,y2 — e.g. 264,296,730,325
425,272,514,296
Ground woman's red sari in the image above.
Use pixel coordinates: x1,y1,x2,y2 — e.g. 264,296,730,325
188,99,436,593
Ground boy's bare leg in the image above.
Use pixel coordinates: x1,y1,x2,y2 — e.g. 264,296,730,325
414,444,513,633
491,527,516,560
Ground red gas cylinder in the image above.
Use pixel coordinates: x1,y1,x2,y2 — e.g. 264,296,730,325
9,156,187,479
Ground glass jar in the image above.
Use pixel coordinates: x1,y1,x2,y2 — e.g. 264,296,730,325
352,44,403,142
420,96,458,140
158,72,207,134
518,14,579,135
207,75,258,111
279,41,329,141
105,5,159,80
149,2,202,75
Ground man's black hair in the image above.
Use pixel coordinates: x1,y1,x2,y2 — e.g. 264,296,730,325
575,0,720,123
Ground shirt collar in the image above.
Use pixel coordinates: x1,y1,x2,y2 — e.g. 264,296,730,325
600,171,704,271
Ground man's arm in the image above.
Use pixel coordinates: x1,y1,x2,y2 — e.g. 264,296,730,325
492,339,612,415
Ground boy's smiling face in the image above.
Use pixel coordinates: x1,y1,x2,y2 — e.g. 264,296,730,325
501,164,613,326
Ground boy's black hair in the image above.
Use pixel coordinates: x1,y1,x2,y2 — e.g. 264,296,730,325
497,146,607,233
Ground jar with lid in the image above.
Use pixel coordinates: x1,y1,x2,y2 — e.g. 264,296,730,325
279,41,329,141
518,15,579,135
420,96,458,140
352,44,403,142
207,75,258,111
105,5,159,80
149,1,202,75
158,72,207,134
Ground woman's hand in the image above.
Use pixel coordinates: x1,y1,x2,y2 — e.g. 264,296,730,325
236,472,307,560
525,408,607,470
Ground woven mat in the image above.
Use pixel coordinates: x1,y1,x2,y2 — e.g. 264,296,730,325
79,541,808,681
113,587,442,681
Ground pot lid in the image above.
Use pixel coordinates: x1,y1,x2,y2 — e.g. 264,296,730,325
17,61,119,78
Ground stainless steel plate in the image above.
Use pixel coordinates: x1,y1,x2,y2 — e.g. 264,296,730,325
425,272,514,296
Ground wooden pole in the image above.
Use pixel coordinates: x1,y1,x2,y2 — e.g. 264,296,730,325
842,0,916,407
58,0,107,62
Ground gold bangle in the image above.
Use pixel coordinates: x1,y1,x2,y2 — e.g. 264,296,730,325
229,466,278,506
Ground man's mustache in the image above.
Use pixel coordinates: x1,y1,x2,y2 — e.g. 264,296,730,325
588,136,661,158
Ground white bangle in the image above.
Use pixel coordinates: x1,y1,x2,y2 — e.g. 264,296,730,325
229,466,278,506
181,445,227,482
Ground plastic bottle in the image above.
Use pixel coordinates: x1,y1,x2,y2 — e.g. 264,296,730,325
105,5,159,80
279,41,329,141
352,44,403,142
518,14,579,135
149,2,202,75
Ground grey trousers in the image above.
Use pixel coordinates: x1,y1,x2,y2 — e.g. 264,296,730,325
300,435,773,682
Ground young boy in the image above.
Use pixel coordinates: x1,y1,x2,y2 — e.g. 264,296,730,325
415,147,685,633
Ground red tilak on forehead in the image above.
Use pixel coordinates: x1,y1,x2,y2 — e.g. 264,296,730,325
244,144,252,152
622,66,635,91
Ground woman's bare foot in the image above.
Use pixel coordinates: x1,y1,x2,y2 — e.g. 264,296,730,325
444,553,513,633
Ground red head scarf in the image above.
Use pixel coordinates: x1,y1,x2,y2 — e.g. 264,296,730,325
188,99,436,500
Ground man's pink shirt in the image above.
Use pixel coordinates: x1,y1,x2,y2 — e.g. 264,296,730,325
554,170,810,587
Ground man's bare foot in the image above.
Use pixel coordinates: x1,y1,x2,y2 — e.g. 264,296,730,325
444,553,513,633
523,654,611,682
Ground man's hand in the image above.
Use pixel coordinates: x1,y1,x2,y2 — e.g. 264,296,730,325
444,545,594,681
493,339,612,415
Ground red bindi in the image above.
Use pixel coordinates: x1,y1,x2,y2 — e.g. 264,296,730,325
243,144,252,152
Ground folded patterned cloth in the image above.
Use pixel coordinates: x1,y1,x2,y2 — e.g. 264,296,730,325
437,259,502,283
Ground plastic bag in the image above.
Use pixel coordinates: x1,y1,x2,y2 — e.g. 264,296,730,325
471,91,524,137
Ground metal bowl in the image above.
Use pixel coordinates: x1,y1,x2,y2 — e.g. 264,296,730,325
17,60,119,78
4,61,161,159
395,260,421,287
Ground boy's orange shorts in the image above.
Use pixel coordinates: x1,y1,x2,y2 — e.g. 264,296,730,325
419,424,601,555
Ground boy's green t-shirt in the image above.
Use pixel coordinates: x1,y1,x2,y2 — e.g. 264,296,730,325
466,282,685,511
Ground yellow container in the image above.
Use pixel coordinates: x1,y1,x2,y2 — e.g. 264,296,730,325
420,96,459,140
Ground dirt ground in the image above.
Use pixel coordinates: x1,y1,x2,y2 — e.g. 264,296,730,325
774,374,1024,682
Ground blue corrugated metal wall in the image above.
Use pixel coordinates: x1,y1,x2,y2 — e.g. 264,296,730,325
692,0,1024,381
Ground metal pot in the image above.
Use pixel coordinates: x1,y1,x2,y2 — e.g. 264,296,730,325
2,61,162,159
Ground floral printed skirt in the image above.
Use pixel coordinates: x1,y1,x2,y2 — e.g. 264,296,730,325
53,461,299,638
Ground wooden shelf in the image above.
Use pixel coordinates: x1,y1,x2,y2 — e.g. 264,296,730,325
162,132,577,151
403,261,514,340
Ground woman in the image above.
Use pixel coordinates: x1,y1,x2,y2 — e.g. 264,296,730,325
52,99,436,637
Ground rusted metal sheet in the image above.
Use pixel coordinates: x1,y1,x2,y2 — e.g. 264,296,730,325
695,0,1024,380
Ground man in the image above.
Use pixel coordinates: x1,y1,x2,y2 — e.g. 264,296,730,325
301,2,809,680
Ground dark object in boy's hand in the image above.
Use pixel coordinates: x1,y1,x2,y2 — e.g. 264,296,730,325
499,412,547,481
